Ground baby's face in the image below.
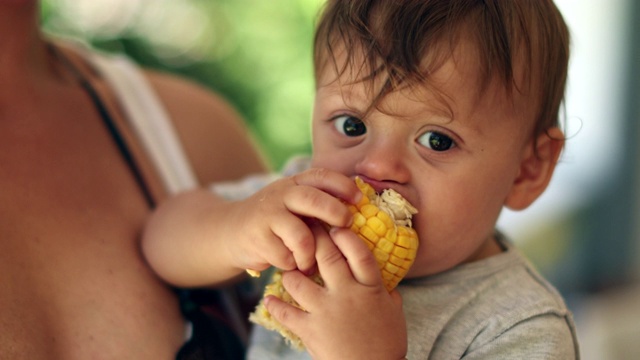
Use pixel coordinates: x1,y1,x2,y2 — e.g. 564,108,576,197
310,43,536,277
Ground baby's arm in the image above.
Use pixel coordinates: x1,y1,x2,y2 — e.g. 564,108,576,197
265,224,408,360
141,168,361,287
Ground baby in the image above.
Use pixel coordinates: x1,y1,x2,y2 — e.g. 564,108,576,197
143,0,580,358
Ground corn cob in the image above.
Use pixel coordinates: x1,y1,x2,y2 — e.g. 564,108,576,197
248,177,419,350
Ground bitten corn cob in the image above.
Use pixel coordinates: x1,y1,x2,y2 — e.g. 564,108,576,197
349,177,419,291
248,177,419,350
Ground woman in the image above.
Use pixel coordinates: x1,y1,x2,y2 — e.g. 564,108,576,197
0,1,266,358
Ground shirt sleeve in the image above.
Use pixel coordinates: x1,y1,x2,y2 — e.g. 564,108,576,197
209,155,311,200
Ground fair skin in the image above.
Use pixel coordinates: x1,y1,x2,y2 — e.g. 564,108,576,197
142,33,563,359
1,1,266,358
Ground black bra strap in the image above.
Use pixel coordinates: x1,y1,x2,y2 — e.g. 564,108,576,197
49,43,156,208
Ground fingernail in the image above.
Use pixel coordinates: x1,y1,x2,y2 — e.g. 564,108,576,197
263,295,272,306
330,226,346,238
302,268,313,276
302,265,318,276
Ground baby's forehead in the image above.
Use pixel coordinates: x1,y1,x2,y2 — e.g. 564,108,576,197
317,28,529,96
316,40,526,122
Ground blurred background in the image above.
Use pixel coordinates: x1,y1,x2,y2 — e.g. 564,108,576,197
40,0,639,358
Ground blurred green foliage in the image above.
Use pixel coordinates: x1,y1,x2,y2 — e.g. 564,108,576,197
40,0,324,170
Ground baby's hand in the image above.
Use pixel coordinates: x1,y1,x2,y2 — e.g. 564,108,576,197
230,168,361,275
264,224,408,360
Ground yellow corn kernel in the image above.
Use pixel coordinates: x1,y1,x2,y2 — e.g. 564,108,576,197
352,211,367,228
366,216,387,237
360,225,379,243
359,203,379,218
392,246,409,259
377,211,395,230
377,237,395,254
373,248,390,264
389,254,405,267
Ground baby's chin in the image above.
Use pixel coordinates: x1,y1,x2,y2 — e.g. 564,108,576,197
402,258,433,279
404,254,462,279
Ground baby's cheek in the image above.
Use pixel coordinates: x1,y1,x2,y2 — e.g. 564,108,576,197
406,239,469,278
310,153,330,168
404,217,468,277
310,156,351,175
405,248,431,278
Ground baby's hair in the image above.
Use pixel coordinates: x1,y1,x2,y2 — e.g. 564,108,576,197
313,0,570,139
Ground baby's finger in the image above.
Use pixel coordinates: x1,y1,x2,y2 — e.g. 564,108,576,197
389,288,404,307
283,186,353,228
311,224,354,290
279,269,325,312
292,168,362,205
253,232,296,272
262,293,309,339
271,217,316,273
329,227,382,288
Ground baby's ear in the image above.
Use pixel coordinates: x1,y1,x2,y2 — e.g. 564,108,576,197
504,128,564,210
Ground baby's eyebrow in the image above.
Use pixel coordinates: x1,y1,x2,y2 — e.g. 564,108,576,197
318,84,370,109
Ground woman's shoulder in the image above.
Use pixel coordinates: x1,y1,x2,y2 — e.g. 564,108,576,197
143,69,268,183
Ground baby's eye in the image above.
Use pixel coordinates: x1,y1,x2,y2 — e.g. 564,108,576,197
417,131,455,151
333,115,366,137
